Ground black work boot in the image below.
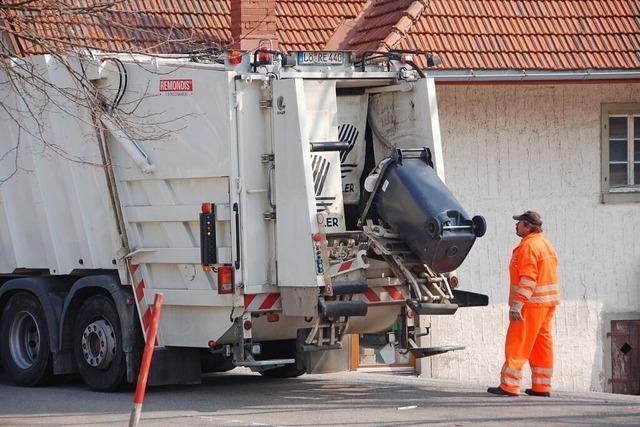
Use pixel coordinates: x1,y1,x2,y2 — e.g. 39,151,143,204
487,386,519,397
525,388,551,397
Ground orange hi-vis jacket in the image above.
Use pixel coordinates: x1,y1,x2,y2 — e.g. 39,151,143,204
509,232,559,307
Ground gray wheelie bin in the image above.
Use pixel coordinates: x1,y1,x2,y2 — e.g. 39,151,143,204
362,148,486,273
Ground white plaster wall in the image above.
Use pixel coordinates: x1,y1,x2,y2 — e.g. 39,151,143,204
425,83,640,392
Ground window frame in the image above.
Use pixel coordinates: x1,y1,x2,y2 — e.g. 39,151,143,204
601,103,640,204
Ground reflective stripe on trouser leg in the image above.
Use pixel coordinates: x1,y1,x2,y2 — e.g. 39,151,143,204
500,305,552,394
531,367,552,391
500,363,523,393
500,363,522,389
528,306,556,392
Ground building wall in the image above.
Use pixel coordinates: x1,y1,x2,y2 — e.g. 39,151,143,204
425,82,640,392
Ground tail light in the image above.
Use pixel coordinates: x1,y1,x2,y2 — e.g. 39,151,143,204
267,313,279,323
449,274,459,289
229,51,243,65
201,202,213,214
258,51,272,64
218,265,234,294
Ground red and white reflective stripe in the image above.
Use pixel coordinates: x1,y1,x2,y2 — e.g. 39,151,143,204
329,250,369,278
129,263,158,345
244,293,282,312
243,286,407,312
362,286,408,303
337,259,354,272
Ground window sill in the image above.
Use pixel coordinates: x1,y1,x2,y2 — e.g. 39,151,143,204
601,191,640,204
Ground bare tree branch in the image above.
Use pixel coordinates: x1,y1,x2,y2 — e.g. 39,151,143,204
1,0,229,185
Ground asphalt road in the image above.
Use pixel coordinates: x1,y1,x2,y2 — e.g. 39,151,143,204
0,368,639,426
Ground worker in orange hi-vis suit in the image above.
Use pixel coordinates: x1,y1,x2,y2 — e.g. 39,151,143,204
487,210,559,397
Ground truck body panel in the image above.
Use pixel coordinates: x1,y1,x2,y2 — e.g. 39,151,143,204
272,78,324,290
369,79,445,180
103,62,241,347
0,50,487,388
0,55,123,275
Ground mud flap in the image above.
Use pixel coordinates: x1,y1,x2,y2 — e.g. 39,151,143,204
147,347,201,386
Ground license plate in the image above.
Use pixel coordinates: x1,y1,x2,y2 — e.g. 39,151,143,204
297,51,344,66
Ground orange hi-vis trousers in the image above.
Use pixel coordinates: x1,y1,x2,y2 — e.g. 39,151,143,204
500,305,556,394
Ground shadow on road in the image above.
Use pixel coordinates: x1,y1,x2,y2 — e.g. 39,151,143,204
1,369,639,426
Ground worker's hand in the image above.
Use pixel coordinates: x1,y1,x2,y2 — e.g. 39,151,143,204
509,301,524,321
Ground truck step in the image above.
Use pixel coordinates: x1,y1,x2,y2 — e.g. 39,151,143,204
319,300,368,318
235,358,295,367
406,300,458,315
331,281,368,295
409,344,465,358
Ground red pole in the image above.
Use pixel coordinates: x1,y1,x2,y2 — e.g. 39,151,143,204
129,292,164,427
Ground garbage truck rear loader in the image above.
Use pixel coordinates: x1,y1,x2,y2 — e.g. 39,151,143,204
0,49,488,390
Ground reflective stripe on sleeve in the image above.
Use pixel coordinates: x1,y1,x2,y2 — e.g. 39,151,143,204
511,286,533,299
520,277,536,289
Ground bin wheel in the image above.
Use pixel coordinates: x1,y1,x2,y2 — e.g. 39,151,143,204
472,215,487,237
0,292,52,386
426,218,442,238
73,295,126,391
259,364,305,378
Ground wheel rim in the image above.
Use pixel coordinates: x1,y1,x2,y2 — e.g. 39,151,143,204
81,319,116,369
9,311,41,369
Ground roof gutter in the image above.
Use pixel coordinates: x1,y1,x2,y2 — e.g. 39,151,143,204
426,69,640,83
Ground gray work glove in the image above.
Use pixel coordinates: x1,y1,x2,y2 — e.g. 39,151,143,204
509,301,524,321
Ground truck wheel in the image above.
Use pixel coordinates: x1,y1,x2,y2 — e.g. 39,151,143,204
259,364,305,378
73,295,126,391
0,292,52,386
201,351,236,373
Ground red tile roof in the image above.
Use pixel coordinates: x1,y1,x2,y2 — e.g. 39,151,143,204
4,0,640,70
339,0,426,54
277,0,367,52
342,0,640,70
3,0,364,56
3,1,231,55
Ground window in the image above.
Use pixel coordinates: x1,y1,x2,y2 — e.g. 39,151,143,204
601,104,640,203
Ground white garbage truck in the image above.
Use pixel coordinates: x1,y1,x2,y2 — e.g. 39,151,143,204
0,47,488,391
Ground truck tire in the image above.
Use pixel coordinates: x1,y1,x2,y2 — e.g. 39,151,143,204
201,351,235,373
0,292,52,386
259,364,305,378
73,294,126,391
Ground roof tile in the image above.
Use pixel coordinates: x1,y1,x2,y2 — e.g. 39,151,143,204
5,0,640,70
395,0,640,70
